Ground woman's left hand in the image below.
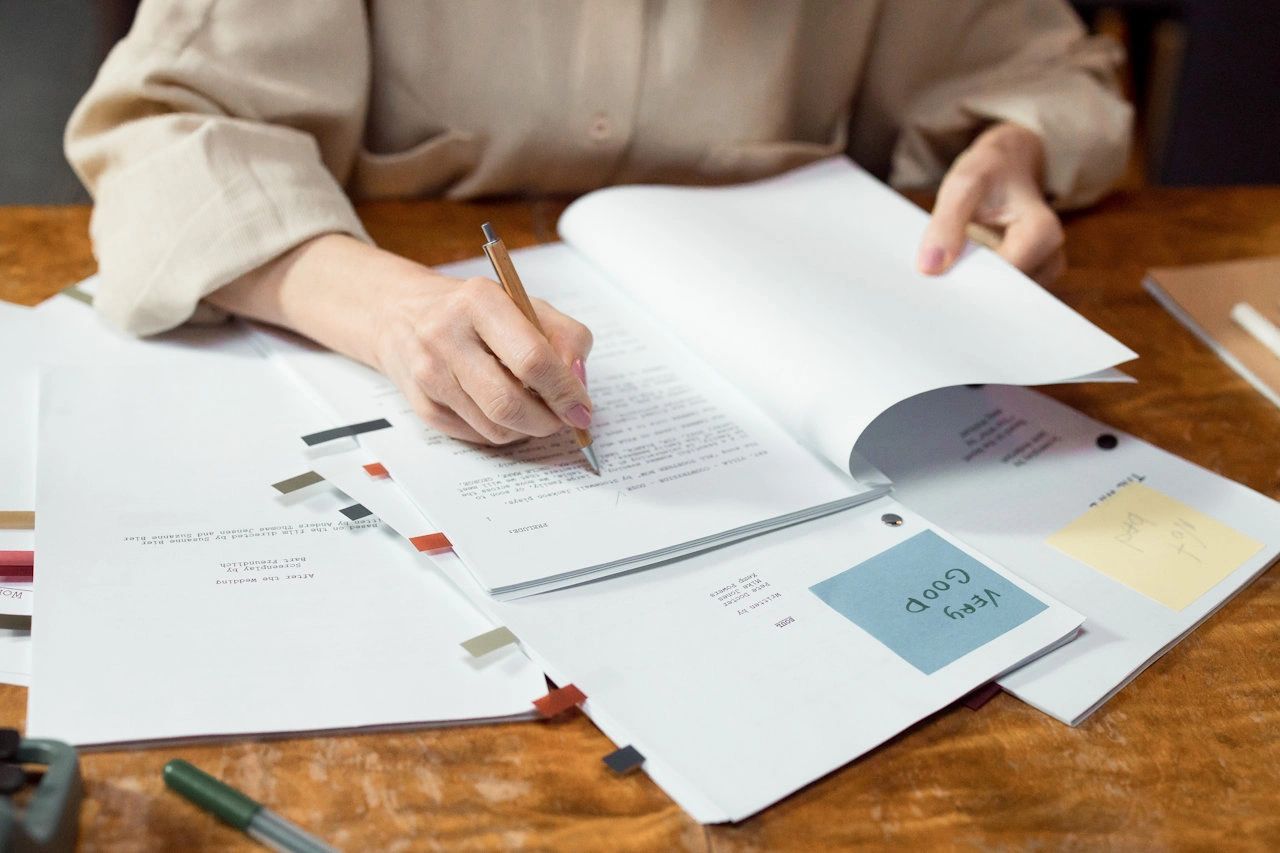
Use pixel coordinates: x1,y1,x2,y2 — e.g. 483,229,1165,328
917,122,1066,284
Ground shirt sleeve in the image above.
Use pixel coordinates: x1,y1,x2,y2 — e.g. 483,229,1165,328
64,0,372,335
862,0,1133,210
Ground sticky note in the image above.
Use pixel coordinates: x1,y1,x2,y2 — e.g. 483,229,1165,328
271,471,324,494
0,512,35,531
410,533,452,554
461,626,518,657
301,418,392,447
1047,483,1263,611
532,684,586,718
810,530,1047,675
363,462,390,479
603,745,645,775
339,503,373,521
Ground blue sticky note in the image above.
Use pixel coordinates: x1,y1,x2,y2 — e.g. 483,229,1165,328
809,530,1047,674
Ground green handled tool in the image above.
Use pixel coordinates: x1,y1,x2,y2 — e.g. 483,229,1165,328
163,760,338,853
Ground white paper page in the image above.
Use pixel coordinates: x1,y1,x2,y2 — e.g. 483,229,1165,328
28,360,547,746
0,629,31,687
559,158,1138,472
0,287,279,627
855,385,1280,725
0,586,32,619
255,244,879,598
0,289,288,682
313,450,1084,823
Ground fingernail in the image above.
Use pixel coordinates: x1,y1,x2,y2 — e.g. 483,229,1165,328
919,246,945,274
566,404,592,429
571,358,587,387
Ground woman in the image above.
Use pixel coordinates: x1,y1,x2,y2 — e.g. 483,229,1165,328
66,0,1131,446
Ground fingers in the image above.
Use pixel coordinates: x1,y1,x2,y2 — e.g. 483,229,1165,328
468,281,593,430
378,275,596,445
918,164,988,275
405,349,526,445
997,205,1065,277
1027,246,1067,286
452,345,564,438
534,298,594,387
400,382,491,445
918,122,1053,278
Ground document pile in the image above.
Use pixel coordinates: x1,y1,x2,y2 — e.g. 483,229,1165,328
7,159,1278,822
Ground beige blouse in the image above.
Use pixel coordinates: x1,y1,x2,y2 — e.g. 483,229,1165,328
66,0,1132,335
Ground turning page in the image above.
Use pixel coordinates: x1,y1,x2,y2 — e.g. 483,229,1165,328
855,384,1280,724
560,157,1137,471
309,447,1084,823
260,245,886,599
28,360,547,746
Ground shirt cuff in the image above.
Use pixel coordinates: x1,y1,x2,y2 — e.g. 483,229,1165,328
89,118,370,336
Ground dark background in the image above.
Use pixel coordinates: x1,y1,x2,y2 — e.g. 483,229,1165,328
2,0,1277,205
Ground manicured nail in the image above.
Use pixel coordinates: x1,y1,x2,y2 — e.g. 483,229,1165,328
919,246,945,274
571,358,587,387
566,404,592,429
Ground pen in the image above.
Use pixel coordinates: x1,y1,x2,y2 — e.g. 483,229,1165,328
1230,302,1280,361
163,759,338,853
482,222,601,474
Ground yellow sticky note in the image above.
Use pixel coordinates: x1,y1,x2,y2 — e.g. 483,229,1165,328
1046,483,1263,611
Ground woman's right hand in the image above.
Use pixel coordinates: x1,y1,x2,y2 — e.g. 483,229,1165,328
372,270,594,445
207,233,595,445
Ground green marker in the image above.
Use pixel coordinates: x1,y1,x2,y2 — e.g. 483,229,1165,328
163,759,338,853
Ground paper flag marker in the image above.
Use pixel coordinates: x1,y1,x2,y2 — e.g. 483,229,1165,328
301,418,393,447
461,626,518,658
962,682,1002,710
533,684,586,718
602,745,645,775
0,552,34,569
339,504,373,521
0,512,35,531
410,533,452,554
271,471,324,494
363,462,390,479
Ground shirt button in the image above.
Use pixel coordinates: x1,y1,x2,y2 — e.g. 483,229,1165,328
589,113,613,142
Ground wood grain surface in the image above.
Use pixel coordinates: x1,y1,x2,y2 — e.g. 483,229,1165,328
2,188,1278,851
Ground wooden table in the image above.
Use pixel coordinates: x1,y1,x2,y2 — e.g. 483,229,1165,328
2,188,1278,850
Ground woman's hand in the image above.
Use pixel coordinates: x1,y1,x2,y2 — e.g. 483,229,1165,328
372,273,593,445
917,122,1066,284
207,234,594,445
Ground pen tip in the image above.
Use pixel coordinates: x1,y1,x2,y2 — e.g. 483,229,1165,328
581,444,601,475
481,222,497,243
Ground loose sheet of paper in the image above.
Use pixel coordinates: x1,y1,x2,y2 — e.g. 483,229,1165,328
560,157,1137,471
28,359,546,746
257,245,879,598
311,448,1083,823
855,384,1280,725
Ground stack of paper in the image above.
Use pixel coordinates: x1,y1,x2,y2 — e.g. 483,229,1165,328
856,384,1280,724
0,289,549,741
29,358,548,745
306,445,1083,822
